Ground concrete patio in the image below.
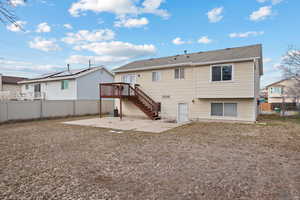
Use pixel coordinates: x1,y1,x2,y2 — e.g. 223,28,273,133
63,117,183,133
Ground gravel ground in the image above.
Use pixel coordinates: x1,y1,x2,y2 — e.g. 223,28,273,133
0,115,300,200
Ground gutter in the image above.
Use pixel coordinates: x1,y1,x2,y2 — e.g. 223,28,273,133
113,57,260,73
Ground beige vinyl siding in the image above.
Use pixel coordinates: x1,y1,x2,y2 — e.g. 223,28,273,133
115,60,258,122
196,62,254,98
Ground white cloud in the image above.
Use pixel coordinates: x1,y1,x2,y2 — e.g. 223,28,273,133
114,17,149,28
172,37,185,45
229,31,264,38
142,0,169,19
69,0,169,18
36,22,51,33
9,0,25,6
63,24,73,29
66,55,128,65
257,0,283,5
73,41,156,58
62,29,115,44
198,36,212,44
263,58,272,63
207,7,223,23
0,58,64,74
250,6,272,21
29,37,61,52
0,59,31,65
6,21,26,32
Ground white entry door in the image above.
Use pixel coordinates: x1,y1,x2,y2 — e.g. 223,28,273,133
177,103,189,123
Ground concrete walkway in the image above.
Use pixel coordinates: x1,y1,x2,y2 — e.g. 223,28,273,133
63,117,184,133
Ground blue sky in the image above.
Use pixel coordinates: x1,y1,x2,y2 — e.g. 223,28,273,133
0,0,299,87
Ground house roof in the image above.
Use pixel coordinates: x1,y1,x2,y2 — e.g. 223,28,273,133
18,66,114,84
113,44,263,73
265,76,299,88
1,75,27,85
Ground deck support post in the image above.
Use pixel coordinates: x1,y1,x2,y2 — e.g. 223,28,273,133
99,97,102,118
120,97,123,120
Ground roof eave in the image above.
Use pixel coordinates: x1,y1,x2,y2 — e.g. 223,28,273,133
113,57,259,73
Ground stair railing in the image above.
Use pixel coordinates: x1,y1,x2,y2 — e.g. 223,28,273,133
129,85,160,114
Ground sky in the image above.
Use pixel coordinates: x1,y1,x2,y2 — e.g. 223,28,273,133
0,0,299,87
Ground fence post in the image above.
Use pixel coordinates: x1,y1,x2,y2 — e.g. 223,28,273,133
40,100,43,118
73,100,76,116
6,101,9,121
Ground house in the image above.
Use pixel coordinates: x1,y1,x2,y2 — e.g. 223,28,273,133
0,74,27,100
18,66,114,100
104,44,263,123
265,77,300,110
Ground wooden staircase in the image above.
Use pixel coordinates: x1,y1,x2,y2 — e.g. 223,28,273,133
100,83,161,120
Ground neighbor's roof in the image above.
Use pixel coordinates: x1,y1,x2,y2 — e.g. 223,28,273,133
265,76,299,88
113,44,263,73
1,75,27,84
18,66,114,84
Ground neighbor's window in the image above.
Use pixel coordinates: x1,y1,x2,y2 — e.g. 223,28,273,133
270,87,282,94
175,68,184,79
211,103,237,117
211,65,232,81
152,71,161,82
61,80,69,90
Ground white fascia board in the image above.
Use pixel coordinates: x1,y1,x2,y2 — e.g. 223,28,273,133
113,57,259,73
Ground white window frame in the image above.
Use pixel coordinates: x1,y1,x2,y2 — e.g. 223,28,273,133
152,71,161,82
210,102,238,118
210,64,234,82
122,74,136,85
174,67,185,80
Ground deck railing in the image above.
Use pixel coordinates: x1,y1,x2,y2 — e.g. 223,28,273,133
99,82,160,114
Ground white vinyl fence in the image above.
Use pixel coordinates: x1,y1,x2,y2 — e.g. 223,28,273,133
0,100,114,123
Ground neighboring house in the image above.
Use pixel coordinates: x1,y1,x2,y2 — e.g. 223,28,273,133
0,74,27,100
107,44,263,123
265,77,300,110
18,66,114,100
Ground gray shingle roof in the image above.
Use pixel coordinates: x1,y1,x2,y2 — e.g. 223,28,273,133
113,44,262,72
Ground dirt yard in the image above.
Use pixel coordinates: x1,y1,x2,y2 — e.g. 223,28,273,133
0,115,300,200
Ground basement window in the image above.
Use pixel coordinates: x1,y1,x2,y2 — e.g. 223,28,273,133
211,103,237,117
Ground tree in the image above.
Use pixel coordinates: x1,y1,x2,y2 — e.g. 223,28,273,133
280,47,300,115
0,0,25,26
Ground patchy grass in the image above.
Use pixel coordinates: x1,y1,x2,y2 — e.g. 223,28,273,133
0,116,300,199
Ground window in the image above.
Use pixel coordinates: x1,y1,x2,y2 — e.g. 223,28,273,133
211,103,237,117
270,87,282,94
25,84,29,90
175,68,184,79
211,103,223,116
122,74,136,85
224,103,237,117
211,65,233,81
152,71,161,82
61,80,69,90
